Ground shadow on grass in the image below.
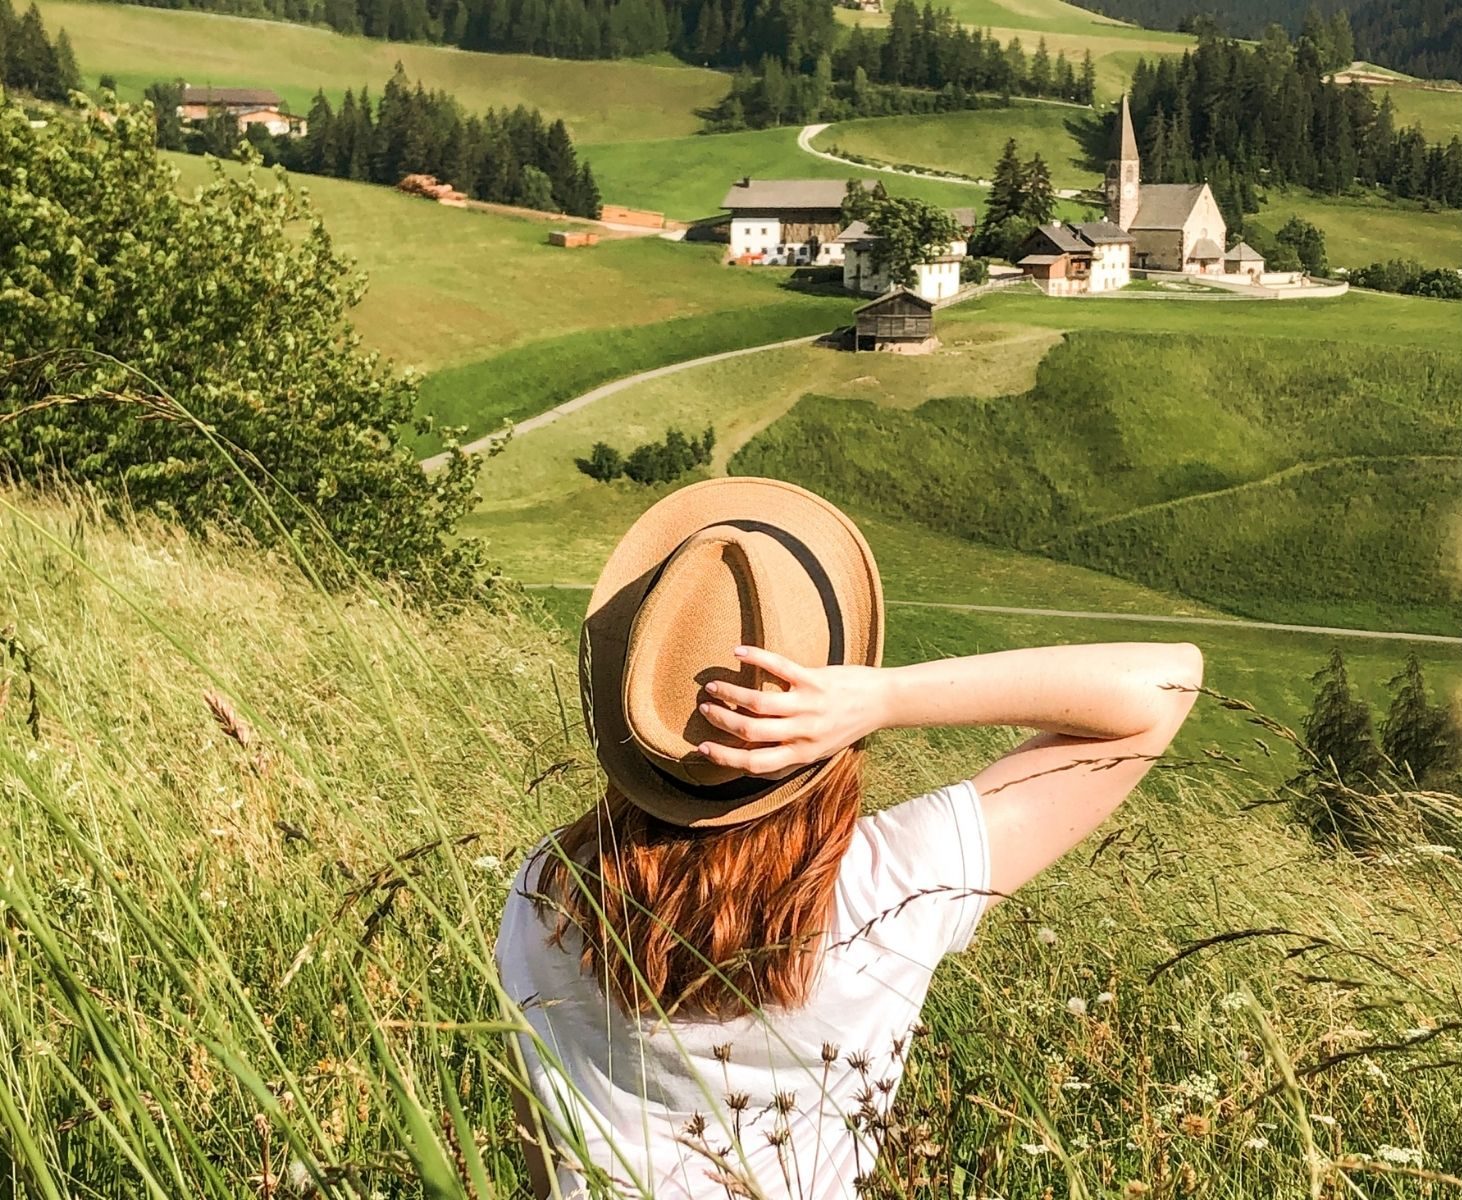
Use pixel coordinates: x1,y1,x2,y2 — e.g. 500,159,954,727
1068,109,1115,175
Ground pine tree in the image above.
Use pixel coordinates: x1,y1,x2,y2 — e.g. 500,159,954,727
1294,647,1386,846
981,137,1025,229
1029,36,1050,98
143,79,185,151
1078,49,1095,105
51,26,78,95
1381,652,1455,785
301,89,335,174
11,3,57,97
573,161,601,218
1021,153,1054,224
541,117,579,209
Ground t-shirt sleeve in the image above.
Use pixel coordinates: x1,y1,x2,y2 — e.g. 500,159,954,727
847,779,992,958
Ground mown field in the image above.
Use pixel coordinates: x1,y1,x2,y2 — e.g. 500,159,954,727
5,484,1458,1197
1379,82,1462,142
1257,192,1462,267
584,126,1007,220
811,103,1103,191
39,0,727,144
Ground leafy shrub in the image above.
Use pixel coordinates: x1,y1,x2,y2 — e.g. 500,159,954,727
0,97,489,601
959,256,989,285
1350,258,1462,301
577,425,714,485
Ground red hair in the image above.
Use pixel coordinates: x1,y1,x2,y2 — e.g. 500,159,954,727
532,749,864,1020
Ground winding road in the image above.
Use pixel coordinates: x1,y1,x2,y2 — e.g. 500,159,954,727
417,334,822,471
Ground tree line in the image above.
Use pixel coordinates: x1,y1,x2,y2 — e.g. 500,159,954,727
1292,648,1462,851
0,0,80,101
147,65,601,218
1346,258,1462,299
1347,0,1462,84
1129,27,1462,230
706,2,1095,130
97,0,836,67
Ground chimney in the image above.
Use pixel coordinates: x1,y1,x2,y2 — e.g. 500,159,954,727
739,176,750,188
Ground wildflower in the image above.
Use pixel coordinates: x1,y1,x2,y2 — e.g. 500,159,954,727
1378,1145,1424,1168
1311,1114,1337,1127
1219,992,1248,1011
1179,1114,1210,1137
1243,1135,1270,1150
286,1159,315,1193
1061,1077,1091,1092
1095,991,1115,1004
725,1092,749,1112
713,1043,733,1063
683,1113,707,1138
1036,926,1058,945
472,855,502,874
1020,1142,1052,1156
1066,997,1088,1017
773,1091,797,1115
821,1042,840,1064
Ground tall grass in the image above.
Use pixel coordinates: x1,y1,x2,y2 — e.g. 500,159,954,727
1,489,1460,1197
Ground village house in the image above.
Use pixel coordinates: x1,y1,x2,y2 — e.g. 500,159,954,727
721,178,877,266
177,86,306,138
1105,95,1229,275
1017,219,1133,295
837,218,968,303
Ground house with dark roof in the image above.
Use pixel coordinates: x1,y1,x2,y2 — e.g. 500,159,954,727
1016,219,1134,294
1105,95,1226,274
721,178,880,266
177,85,305,138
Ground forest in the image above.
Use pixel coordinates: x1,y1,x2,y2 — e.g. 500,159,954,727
705,2,1096,129
147,66,602,217
1128,31,1462,222
1347,0,1462,82
92,0,838,67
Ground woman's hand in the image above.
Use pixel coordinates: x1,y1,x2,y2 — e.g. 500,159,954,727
695,645,887,777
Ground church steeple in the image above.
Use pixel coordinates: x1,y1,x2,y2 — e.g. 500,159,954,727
1105,94,1141,230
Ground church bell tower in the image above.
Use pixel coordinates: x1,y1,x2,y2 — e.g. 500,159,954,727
1105,94,1141,231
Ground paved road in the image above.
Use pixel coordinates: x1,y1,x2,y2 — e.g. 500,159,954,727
418,334,821,471
798,122,1086,199
526,585,1462,646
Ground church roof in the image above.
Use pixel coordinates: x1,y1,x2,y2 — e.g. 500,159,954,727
1076,219,1134,244
1225,240,1265,262
1189,236,1224,259
1131,183,1209,231
1114,94,1138,161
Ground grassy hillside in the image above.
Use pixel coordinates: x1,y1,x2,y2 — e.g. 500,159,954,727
1382,82,1462,142
5,491,1459,1196
730,331,1462,634
41,0,727,144
812,103,1103,191
584,126,1010,220
1257,193,1462,267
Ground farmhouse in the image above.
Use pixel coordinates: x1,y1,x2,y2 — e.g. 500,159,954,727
177,86,305,137
1105,95,1224,274
1017,219,1133,294
838,219,968,303
722,178,878,266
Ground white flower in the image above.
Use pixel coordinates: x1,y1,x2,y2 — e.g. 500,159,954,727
1219,991,1248,1011
1095,991,1115,1004
208,827,228,837
1310,1114,1336,1127
1404,1026,1434,1041
286,1159,316,1193
30,1039,54,1057
473,854,503,874
1036,926,1058,945
1061,1077,1091,1091
1019,1142,1051,1156
1243,1135,1270,1150
1066,997,1088,1017
1099,916,1118,929
1378,1145,1424,1168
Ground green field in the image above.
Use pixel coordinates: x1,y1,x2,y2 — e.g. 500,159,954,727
1256,192,1462,267
40,0,727,144
1378,83,1462,142
584,125,1013,220
812,103,1103,191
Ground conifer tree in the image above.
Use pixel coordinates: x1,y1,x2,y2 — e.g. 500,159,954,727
981,138,1025,229
51,27,78,95
1078,49,1096,105
1029,37,1050,98
1022,152,1054,224
1294,647,1386,846
1381,652,1455,785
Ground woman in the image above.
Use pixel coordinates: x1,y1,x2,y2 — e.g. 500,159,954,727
495,477,1202,1200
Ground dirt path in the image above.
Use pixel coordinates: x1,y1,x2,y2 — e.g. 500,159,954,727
418,334,823,471
798,122,1088,199
525,586,1462,646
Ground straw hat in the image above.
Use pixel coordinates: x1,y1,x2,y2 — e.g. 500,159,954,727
580,477,884,828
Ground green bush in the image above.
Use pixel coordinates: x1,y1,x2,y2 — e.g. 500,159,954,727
0,97,488,600
577,425,714,485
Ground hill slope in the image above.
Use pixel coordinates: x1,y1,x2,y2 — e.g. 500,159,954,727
3,489,1459,1194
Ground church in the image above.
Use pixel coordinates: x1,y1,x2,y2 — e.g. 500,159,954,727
1105,95,1228,274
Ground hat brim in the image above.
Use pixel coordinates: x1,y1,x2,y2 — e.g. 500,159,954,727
580,477,884,829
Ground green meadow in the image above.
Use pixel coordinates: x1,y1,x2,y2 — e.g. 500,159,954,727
1257,192,1462,267
1379,82,1462,142
811,102,1103,191
39,0,727,144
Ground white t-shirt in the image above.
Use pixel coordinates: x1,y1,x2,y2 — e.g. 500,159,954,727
494,779,991,1200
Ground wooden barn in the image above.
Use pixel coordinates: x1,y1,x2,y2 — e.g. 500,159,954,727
853,289,935,351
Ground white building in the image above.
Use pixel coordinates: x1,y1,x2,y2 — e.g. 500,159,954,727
1016,220,1133,295
721,178,877,266
838,219,968,303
